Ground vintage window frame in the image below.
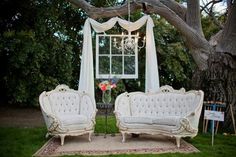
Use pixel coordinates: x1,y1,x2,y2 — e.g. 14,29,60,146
96,34,138,79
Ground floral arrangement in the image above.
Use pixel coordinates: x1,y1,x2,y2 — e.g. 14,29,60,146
98,80,117,92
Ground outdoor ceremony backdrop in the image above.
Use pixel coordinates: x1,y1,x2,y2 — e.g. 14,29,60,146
0,0,235,131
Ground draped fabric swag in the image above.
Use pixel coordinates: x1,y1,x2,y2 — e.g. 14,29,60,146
79,15,159,99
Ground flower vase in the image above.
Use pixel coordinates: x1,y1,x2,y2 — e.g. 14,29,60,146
102,89,111,104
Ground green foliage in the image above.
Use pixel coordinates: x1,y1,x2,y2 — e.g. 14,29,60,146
0,30,74,106
153,17,195,89
0,0,85,106
201,14,224,40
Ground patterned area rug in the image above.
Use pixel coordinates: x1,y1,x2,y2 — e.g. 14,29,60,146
33,134,199,156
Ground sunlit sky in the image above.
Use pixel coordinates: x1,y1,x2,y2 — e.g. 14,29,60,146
180,0,227,14
200,0,227,13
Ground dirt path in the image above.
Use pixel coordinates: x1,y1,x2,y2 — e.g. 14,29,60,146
0,105,44,127
0,105,110,128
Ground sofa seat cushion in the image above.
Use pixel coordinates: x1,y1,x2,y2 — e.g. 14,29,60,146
121,116,153,124
119,122,179,132
120,116,181,126
152,116,181,126
58,114,88,126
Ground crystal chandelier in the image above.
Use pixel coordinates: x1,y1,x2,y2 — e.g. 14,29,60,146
113,32,145,51
113,0,145,52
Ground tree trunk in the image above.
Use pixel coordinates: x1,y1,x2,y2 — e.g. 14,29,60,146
191,1,236,132
192,50,236,132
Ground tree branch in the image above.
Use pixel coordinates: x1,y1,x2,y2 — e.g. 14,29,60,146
67,0,211,70
200,0,224,29
217,2,236,57
159,0,187,20
200,0,223,13
67,0,141,19
186,0,204,37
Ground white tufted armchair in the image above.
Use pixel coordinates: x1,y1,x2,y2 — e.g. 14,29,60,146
39,84,97,145
114,85,204,147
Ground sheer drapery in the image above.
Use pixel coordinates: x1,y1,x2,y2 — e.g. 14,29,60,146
79,15,160,98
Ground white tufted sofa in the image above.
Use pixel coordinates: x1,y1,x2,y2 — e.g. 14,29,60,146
114,85,204,147
39,84,97,145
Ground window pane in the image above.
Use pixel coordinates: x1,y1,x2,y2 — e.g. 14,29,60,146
112,56,122,74
99,36,109,54
111,37,122,54
99,56,110,74
96,34,138,79
124,56,135,74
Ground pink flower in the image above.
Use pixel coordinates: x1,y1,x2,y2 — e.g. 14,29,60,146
100,85,107,91
111,84,117,89
98,80,117,91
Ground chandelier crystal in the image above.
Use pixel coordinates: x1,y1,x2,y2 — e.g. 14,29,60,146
113,32,145,52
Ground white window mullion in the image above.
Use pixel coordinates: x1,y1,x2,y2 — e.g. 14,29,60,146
122,38,124,77
109,36,112,79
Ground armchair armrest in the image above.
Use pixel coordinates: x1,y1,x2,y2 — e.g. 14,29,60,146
80,93,97,122
40,107,60,132
184,90,204,130
114,92,131,117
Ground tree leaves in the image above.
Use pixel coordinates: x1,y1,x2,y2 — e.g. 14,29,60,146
0,0,84,106
153,17,195,89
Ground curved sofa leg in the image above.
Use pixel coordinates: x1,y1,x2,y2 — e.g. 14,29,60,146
176,136,181,148
60,135,65,146
121,132,126,143
88,132,92,142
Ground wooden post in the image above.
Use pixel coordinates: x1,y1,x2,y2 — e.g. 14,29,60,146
215,107,222,134
205,106,210,133
203,105,206,133
230,104,236,135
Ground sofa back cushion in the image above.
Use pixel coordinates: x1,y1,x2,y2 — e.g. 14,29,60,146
130,92,201,117
49,92,81,117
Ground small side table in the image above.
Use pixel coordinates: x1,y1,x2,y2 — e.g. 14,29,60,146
96,103,113,138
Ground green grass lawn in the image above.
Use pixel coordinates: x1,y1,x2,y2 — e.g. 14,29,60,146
0,116,236,157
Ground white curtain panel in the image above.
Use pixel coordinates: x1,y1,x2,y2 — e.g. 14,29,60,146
145,17,159,92
79,15,160,99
